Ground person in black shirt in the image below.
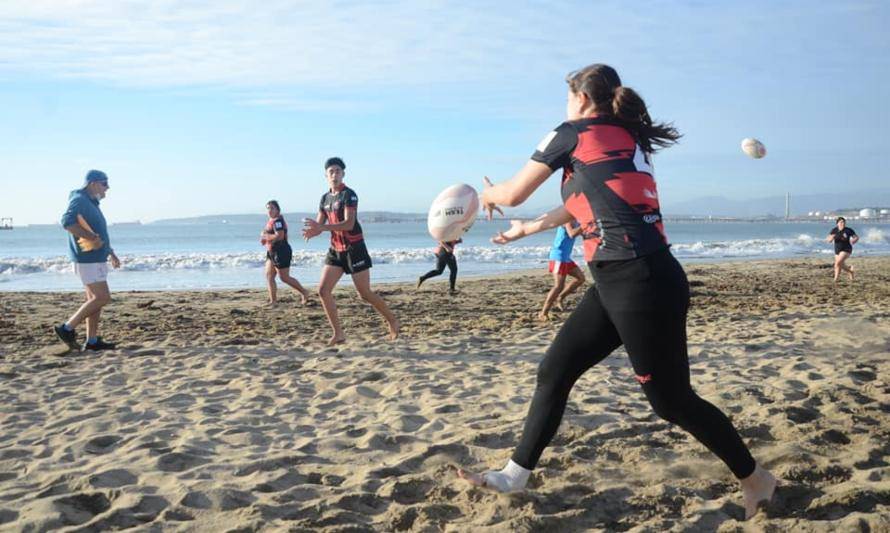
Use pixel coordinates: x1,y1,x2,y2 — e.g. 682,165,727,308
826,216,858,283
457,64,776,520
302,157,400,345
261,200,311,306
417,239,461,294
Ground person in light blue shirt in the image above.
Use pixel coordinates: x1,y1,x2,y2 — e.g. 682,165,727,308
53,170,121,352
540,222,585,320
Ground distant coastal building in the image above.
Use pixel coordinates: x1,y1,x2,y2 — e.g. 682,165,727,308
800,207,890,222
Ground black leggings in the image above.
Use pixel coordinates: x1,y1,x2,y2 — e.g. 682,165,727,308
420,253,458,290
512,248,756,479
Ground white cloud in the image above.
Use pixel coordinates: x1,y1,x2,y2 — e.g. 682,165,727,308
0,0,884,110
0,1,584,88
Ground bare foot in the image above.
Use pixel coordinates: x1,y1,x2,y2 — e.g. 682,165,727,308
268,300,278,307
740,464,777,520
388,319,400,341
537,312,549,322
556,298,565,311
848,266,855,281
457,468,521,493
300,292,311,305
327,335,346,346
457,468,488,488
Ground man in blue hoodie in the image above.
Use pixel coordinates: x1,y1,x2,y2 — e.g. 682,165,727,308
53,170,121,351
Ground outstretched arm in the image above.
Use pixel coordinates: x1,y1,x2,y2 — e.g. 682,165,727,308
480,161,554,219
492,205,574,245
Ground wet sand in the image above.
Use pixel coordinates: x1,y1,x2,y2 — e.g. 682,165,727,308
1,256,888,531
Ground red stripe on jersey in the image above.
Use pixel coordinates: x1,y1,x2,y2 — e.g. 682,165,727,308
573,125,636,165
605,172,660,212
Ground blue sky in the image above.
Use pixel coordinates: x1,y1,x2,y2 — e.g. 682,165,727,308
0,1,887,224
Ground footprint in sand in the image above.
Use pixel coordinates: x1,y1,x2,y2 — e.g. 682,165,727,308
332,493,387,515
379,478,436,505
188,489,255,511
253,470,307,493
470,431,516,449
52,492,112,526
811,429,851,445
84,435,123,455
90,495,169,529
156,452,210,473
88,469,138,488
0,509,16,524
784,406,821,424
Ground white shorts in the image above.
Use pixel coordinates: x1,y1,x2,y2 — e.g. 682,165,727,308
74,262,109,286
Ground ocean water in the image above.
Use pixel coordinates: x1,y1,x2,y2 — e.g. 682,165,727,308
1,219,888,292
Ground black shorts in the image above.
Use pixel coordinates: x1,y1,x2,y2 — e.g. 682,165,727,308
267,243,293,269
325,241,372,274
835,246,853,255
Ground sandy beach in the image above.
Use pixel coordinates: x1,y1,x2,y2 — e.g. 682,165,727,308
1,256,888,531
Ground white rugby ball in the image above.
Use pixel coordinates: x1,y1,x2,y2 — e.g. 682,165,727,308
427,184,479,242
741,137,766,159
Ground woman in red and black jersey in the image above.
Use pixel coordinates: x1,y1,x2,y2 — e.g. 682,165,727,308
261,200,311,306
302,157,400,345
458,64,776,520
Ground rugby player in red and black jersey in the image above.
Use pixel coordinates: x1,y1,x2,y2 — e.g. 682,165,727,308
302,157,399,345
261,200,311,306
458,64,776,520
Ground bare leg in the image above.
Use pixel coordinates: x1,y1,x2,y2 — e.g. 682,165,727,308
318,265,346,345
265,260,278,304
352,269,399,340
66,281,111,329
82,283,106,339
277,267,311,304
557,266,585,308
540,272,565,320
837,251,854,281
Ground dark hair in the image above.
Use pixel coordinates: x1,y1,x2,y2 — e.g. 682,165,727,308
836,216,846,223
566,63,681,153
266,200,281,212
324,157,346,170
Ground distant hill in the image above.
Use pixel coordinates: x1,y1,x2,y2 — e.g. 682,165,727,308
663,188,890,217
152,211,428,225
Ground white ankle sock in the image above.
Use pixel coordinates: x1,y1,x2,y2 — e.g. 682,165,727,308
483,460,531,492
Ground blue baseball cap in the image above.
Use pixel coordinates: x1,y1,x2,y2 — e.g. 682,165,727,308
83,169,108,187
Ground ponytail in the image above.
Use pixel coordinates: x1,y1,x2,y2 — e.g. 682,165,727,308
611,86,680,153
567,63,681,153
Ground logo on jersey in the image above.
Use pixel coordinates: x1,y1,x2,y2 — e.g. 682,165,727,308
332,201,340,210
642,214,660,224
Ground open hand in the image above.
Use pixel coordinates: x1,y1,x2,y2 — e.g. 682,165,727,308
302,218,322,241
491,220,526,245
